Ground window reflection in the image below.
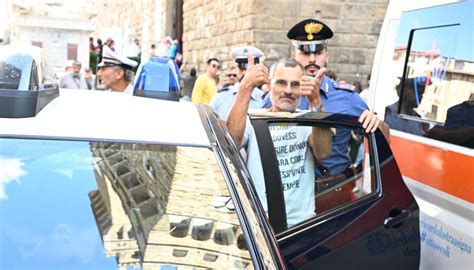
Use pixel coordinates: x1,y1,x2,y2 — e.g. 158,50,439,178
386,21,474,147
0,156,26,200
266,123,376,229
0,138,253,269
89,142,253,269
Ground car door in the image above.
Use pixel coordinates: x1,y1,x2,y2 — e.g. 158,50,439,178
200,106,288,269
249,111,420,269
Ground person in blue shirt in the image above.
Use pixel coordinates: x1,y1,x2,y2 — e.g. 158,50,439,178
264,18,387,176
210,46,265,121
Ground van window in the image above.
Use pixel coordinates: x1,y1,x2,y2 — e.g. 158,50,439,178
385,7,474,148
400,24,468,124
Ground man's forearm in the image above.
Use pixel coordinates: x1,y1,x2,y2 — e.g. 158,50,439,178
309,127,333,160
227,83,253,146
379,122,391,143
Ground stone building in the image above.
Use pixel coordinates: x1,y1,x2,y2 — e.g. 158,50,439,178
93,0,388,86
182,0,389,85
91,0,182,61
3,1,388,85
89,142,251,269
4,0,96,76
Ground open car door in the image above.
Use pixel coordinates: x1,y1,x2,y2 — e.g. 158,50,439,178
249,111,420,269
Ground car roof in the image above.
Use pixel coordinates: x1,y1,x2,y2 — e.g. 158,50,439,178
0,89,211,146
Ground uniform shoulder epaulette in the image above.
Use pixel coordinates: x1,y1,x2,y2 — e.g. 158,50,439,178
334,82,356,92
217,87,230,93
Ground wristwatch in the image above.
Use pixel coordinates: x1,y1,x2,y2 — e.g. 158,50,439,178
310,103,324,112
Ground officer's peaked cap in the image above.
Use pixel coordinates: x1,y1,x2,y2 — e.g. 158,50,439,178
98,45,138,69
231,46,264,60
287,19,333,43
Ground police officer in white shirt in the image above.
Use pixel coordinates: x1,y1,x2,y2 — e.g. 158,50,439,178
209,45,265,121
97,45,138,94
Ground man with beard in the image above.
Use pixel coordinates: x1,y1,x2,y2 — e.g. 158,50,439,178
263,19,386,178
59,61,88,89
210,46,265,121
227,57,338,226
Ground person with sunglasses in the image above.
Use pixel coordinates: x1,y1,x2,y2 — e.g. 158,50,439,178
191,58,220,105
217,66,239,93
96,45,138,94
210,46,265,121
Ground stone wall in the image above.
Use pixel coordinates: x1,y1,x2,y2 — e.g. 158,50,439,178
91,0,389,85
8,0,96,76
183,0,389,86
182,0,259,72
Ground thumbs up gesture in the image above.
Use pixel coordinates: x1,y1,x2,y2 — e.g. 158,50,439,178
300,67,325,106
240,53,269,93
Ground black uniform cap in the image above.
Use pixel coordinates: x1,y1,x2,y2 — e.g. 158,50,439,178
287,19,334,53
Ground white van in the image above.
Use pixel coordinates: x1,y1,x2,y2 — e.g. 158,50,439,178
369,0,473,269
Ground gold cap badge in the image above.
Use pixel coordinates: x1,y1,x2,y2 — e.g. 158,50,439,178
304,22,323,40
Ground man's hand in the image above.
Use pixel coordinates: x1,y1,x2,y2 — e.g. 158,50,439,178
299,67,325,106
359,110,381,133
240,53,269,92
227,54,268,147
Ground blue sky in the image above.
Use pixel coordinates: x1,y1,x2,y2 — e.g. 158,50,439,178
395,1,473,61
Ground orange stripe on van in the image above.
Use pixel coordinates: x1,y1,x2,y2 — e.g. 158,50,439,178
390,136,474,203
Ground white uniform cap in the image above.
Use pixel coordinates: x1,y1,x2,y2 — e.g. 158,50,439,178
230,46,264,60
98,45,138,69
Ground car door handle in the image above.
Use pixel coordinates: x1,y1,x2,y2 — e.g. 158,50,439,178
384,209,411,229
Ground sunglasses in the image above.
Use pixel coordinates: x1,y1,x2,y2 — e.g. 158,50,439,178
227,73,237,78
237,63,248,70
235,57,260,70
212,64,220,69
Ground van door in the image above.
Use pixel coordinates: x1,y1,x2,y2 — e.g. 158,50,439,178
370,1,473,269
250,112,420,269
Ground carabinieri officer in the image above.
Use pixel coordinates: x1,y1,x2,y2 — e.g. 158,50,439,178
265,18,384,176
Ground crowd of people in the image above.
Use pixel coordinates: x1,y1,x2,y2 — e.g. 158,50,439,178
51,15,474,228
56,18,395,228
60,60,95,90
61,35,185,93
183,18,384,226
149,36,183,66
58,19,388,226
23,1,470,237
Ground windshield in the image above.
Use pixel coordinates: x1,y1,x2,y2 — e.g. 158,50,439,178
0,138,253,269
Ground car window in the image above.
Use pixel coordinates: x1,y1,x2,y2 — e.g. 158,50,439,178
0,138,253,269
266,123,376,228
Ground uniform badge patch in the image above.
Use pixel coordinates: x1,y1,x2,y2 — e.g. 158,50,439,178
334,82,356,92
